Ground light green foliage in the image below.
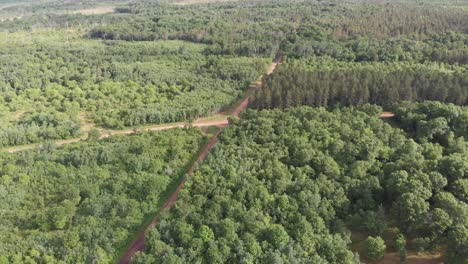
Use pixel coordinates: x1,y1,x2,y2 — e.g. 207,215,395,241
364,236,386,261
0,34,267,147
198,225,215,243
0,128,204,263
87,128,101,141
0,0,467,263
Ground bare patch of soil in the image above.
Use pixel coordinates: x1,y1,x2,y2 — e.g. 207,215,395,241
71,6,115,15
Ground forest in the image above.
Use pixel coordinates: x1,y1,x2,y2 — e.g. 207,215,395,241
1,0,467,148
0,0,467,263
252,57,468,109
0,32,267,147
134,103,468,263
0,128,207,263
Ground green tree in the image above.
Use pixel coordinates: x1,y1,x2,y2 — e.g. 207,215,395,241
87,128,101,141
363,236,386,261
394,234,407,262
265,224,290,249
198,225,215,243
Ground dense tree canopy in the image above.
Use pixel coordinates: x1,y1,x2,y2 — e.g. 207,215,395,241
134,104,468,263
0,128,205,263
1,0,467,147
0,0,467,263
253,57,468,109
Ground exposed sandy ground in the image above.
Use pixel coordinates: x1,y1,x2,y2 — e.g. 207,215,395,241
374,252,444,264
3,119,229,153
173,0,239,5
380,112,396,118
70,6,115,15
78,111,95,132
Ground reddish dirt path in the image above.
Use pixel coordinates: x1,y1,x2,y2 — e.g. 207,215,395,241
380,112,395,118
231,97,250,117
374,252,444,264
117,131,221,264
231,62,279,117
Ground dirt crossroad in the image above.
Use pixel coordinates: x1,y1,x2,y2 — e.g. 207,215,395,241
116,61,280,264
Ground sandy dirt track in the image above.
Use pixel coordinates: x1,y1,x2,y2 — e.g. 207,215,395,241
3,119,229,153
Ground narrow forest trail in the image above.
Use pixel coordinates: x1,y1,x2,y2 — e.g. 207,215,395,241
116,61,280,264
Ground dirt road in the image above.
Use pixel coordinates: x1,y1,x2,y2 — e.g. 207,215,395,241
3,119,229,153
117,131,221,264
117,61,280,264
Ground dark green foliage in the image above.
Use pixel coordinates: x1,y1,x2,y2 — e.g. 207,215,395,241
1,0,468,147
394,234,407,261
253,57,468,109
84,1,468,63
0,0,467,263
447,225,468,264
137,107,380,262
135,104,468,262
87,128,101,141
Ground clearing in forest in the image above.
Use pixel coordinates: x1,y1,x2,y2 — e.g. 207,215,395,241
70,6,115,15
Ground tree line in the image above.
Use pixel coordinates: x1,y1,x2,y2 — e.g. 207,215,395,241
2,1,466,64
252,56,468,109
